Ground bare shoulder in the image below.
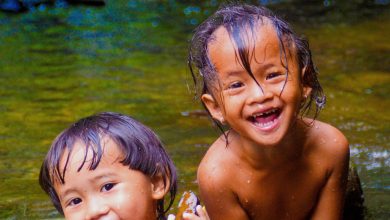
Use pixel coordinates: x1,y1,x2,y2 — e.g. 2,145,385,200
197,135,233,187
197,136,250,219
305,119,350,166
304,120,350,219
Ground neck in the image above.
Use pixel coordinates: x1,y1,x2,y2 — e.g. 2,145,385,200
230,119,309,170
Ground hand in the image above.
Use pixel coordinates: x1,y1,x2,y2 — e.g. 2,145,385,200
167,205,210,220
182,205,210,220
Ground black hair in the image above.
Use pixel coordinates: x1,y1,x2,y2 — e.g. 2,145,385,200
188,3,325,137
39,112,177,220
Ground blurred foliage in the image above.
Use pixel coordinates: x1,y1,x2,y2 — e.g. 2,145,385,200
0,0,389,219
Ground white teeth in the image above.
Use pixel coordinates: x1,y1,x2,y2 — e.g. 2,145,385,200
254,120,275,128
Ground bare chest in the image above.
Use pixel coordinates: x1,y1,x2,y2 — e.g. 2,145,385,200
232,167,326,219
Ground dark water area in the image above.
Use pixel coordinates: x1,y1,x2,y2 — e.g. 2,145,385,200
0,0,389,219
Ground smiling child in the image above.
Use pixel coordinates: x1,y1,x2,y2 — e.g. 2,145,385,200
39,112,177,220
188,3,350,219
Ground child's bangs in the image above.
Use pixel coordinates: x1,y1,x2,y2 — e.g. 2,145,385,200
50,132,105,185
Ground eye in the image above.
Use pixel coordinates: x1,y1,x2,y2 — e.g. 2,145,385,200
266,72,282,80
101,183,115,192
228,81,244,90
68,198,82,207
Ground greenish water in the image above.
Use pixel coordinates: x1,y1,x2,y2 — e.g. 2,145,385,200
0,1,389,219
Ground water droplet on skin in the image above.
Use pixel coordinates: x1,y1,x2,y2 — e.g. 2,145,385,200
245,199,249,203
247,179,251,184
333,138,338,142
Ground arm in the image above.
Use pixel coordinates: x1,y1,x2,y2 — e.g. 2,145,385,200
197,162,249,220
311,131,350,219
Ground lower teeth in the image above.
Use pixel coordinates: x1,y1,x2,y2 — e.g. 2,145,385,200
255,119,276,128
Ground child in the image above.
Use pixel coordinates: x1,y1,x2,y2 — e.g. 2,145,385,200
39,112,208,220
188,3,350,220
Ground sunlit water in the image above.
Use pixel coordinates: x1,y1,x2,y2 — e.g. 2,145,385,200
0,0,389,219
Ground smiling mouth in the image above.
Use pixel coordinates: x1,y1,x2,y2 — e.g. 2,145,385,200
249,108,281,128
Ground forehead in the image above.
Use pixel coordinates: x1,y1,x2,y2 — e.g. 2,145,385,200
208,20,283,69
57,137,122,179
207,19,299,76
209,19,278,55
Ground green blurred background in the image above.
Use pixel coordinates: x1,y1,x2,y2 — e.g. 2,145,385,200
0,0,389,219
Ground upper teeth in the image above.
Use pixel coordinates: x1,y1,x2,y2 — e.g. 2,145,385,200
253,109,277,118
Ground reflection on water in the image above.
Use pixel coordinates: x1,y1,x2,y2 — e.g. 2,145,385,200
0,0,389,219
351,146,389,174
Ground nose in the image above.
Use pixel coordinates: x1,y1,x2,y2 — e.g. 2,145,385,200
247,81,272,104
85,198,110,220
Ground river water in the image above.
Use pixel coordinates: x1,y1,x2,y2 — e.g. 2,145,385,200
0,0,389,219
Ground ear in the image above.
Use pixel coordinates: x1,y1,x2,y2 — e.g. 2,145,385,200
301,66,312,99
201,93,225,124
303,86,312,99
151,173,170,200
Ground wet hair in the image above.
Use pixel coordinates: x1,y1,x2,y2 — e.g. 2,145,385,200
39,112,177,220
188,3,325,135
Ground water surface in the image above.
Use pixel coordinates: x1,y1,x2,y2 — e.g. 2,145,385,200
0,0,389,219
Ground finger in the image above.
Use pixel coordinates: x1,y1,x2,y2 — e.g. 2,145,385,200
167,214,176,220
196,205,209,219
196,205,207,218
182,212,198,220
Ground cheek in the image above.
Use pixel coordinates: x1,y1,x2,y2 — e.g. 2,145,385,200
221,97,240,115
63,211,79,220
280,85,303,110
112,185,154,217
281,90,301,105
282,76,303,96
113,193,134,210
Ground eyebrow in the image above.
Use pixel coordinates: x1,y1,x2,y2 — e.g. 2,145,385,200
59,188,77,201
224,70,245,77
90,172,118,182
251,62,278,72
225,63,278,76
